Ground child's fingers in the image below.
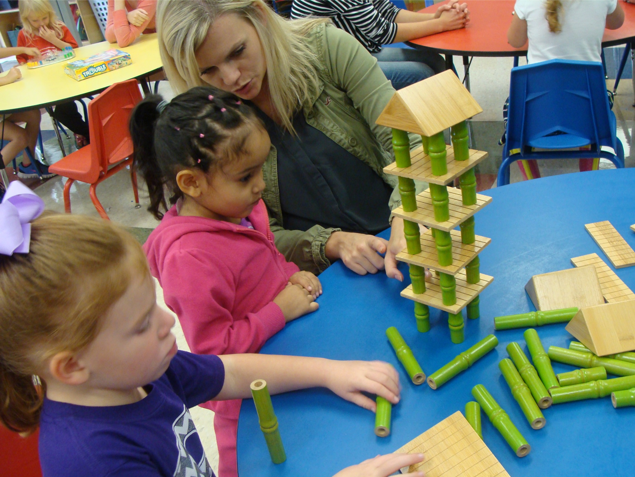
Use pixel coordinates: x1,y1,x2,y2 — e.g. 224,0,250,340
344,391,377,412
377,453,425,477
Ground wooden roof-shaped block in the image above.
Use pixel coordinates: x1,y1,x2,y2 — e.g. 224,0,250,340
566,300,635,356
376,70,483,137
525,266,605,311
395,411,510,476
571,254,635,303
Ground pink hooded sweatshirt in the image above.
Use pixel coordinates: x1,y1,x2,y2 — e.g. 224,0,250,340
143,199,299,477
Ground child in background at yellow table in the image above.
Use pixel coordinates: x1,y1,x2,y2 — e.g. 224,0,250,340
0,183,424,477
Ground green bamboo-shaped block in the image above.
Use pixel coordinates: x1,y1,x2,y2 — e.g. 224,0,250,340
550,375,635,404
459,168,477,206
427,335,498,389
495,307,579,331
250,380,286,464
421,135,429,155
414,302,431,332
398,177,418,212
467,295,480,320
392,129,411,168
557,367,607,386
439,272,456,305
548,346,635,377
429,183,450,223
524,329,559,390
460,216,475,245
403,219,421,255
434,229,453,266
386,327,426,385
465,401,482,438
507,342,552,409
375,396,392,437
409,264,426,294
451,121,469,162
448,312,464,344
499,359,546,430
428,131,447,176
472,384,531,458
611,388,635,408
569,341,635,364
465,256,480,284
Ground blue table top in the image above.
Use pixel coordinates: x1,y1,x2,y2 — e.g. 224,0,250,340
237,169,635,477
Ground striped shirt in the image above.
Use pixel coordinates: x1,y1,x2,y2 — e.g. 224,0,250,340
291,0,400,53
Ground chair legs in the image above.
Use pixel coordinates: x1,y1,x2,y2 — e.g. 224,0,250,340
62,177,75,214
89,183,110,220
130,167,140,206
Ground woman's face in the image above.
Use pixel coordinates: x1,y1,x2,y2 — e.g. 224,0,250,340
195,13,268,105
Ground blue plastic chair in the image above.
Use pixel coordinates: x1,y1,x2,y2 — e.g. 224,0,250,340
497,59,625,186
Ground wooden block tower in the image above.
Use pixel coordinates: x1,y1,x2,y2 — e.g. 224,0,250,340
377,70,494,344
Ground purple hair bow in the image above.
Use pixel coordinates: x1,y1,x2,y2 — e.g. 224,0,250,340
0,182,45,256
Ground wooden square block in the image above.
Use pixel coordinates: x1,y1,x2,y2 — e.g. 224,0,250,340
525,266,605,311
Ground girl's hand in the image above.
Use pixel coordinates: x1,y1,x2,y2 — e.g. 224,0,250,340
273,283,319,322
333,453,425,477
325,231,389,275
434,0,458,18
22,47,42,60
438,7,468,32
288,271,322,298
6,67,21,83
127,8,149,27
38,26,58,43
325,360,401,411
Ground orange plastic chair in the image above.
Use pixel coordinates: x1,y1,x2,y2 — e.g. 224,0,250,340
0,425,42,477
49,79,141,220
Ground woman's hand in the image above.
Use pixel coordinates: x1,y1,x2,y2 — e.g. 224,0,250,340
333,453,425,477
325,231,389,275
127,8,149,27
438,7,468,31
385,218,432,282
289,271,322,299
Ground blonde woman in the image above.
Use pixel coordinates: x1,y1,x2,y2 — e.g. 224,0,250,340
156,0,426,282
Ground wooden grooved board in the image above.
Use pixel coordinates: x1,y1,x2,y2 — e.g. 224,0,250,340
571,253,635,303
401,271,494,314
383,145,489,185
391,187,493,232
395,412,510,477
397,230,491,276
631,224,635,233
585,221,635,268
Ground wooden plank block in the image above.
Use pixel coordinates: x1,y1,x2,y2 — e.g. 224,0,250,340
585,221,635,268
631,224,635,233
524,266,605,311
391,187,492,232
395,412,510,477
571,253,635,303
401,271,494,314
397,230,491,276
383,145,488,186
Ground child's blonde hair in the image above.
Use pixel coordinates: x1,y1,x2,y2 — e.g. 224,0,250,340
0,213,149,435
544,0,564,33
19,0,65,40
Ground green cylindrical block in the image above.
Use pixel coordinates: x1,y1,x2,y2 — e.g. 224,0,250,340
386,327,426,385
507,342,552,409
375,396,392,437
392,129,411,168
398,177,417,213
557,367,607,386
409,265,426,295
251,380,286,464
472,384,531,458
448,312,464,344
465,401,482,438
434,229,453,266
465,256,480,284
460,216,475,245
451,121,469,162
403,219,421,255
428,132,447,176
612,388,635,408
439,272,456,305
429,183,450,223
467,295,480,320
550,375,635,404
569,341,635,364
414,302,430,332
421,135,429,155
427,335,498,389
548,346,635,377
459,168,477,206
499,359,546,430
495,307,579,331
524,329,559,390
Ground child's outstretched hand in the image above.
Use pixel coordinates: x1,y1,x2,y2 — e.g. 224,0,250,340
288,271,322,299
127,8,149,27
5,67,22,83
38,26,58,43
21,47,41,60
332,453,425,477
273,282,319,322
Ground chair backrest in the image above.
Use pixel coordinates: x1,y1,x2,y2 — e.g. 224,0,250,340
88,0,109,38
88,79,143,174
505,59,616,155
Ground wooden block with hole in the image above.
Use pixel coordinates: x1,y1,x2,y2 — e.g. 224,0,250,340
571,253,635,303
566,300,635,356
395,411,510,477
585,221,635,268
525,266,605,311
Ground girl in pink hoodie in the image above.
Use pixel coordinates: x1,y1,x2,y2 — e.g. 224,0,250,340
130,87,322,477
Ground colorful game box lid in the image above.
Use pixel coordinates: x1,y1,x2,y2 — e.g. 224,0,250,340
27,47,75,69
64,49,132,82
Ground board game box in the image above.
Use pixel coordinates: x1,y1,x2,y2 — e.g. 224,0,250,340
64,49,132,81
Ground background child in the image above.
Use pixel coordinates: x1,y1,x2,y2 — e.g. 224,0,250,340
105,0,157,48
17,0,90,147
0,186,424,477
131,87,322,477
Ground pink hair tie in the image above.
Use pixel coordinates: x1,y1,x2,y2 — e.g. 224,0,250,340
208,95,214,100
236,100,241,105
197,159,202,164
199,133,205,138
174,127,180,131
221,108,226,112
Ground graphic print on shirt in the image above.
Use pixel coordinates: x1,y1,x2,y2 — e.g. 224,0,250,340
172,405,213,477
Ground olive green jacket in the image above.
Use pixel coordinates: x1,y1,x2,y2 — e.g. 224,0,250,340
262,23,425,275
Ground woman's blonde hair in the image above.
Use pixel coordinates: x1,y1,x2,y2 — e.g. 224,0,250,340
0,213,149,435
545,0,564,33
156,0,327,133
19,0,65,39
